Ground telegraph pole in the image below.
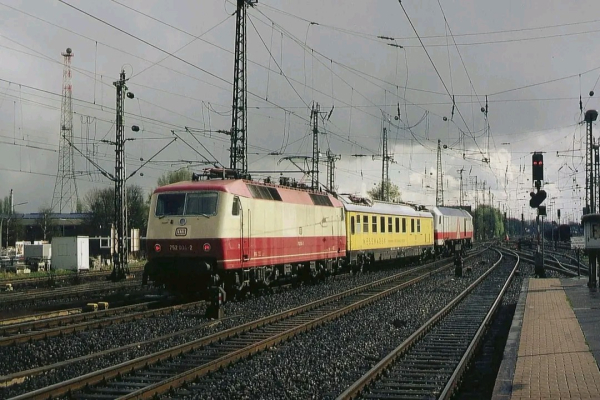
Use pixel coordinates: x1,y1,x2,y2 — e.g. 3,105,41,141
311,103,320,191
370,125,393,201
325,150,341,193
59,71,173,281
111,69,130,281
585,110,598,214
584,110,598,287
230,0,257,178
436,139,444,206
457,167,465,207
381,127,390,201
52,48,79,213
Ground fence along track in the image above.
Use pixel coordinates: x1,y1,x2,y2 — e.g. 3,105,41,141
10,253,484,400
336,247,518,400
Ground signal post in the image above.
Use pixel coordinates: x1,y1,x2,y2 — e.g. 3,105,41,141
530,152,547,277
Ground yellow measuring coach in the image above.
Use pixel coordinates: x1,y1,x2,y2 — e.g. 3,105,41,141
339,195,434,269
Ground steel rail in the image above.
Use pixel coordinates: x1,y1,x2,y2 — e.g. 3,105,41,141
0,266,144,287
336,248,506,400
0,316,225,389
438,248,520,399
516,252,578,277
0,300,203,346
0,308,81,327
0,279,143,305
10,255,478,400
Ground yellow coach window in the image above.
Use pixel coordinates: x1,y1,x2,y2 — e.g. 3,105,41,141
363,215,369,233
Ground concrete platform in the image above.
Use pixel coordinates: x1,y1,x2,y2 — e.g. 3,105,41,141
493,278,600,399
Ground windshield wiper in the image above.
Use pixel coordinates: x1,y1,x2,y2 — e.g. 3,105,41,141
157,215,166,219
200,214,211,218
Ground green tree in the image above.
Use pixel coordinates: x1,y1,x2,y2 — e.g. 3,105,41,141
83,185,149,236
472,205,505,240
367,180,401,202
76,199,84,213
1,196,10,215
157,169,192,187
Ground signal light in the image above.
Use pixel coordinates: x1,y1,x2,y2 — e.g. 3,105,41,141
154,244,161,252
529,189,547,208
203,243,211,252
532,152,544,181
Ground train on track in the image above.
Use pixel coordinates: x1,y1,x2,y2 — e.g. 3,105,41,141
143,169,473,295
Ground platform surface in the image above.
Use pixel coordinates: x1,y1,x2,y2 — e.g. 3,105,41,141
493,278,600,399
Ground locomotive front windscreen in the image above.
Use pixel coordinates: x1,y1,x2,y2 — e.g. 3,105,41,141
155,192,219,216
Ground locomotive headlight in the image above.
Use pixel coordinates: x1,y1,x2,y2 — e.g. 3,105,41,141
154,244,161,252
203,243,211,252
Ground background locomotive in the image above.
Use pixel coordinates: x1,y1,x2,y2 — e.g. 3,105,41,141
144,171,473,295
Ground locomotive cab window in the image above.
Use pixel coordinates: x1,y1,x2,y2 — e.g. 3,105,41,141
155,192,218,216
232,196,241,216
351,216,355,234
186,192,218,216
155,193,185,216
356,215,361,233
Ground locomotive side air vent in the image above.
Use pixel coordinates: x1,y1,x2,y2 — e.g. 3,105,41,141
309,193,333,207
247,184,282,201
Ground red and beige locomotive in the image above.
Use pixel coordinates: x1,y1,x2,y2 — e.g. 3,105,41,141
143,169,473,294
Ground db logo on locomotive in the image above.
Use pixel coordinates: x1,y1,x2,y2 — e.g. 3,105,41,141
175,227,188,236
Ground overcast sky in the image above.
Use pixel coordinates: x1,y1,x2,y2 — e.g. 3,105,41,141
0,0,598,223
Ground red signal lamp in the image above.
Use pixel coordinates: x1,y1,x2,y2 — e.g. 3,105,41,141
154,244,161,252
203,243,211,252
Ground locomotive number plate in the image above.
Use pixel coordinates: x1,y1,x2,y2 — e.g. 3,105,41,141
170,244,193,251
175,227,188,236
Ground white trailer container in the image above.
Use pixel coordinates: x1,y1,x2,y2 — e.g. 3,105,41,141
24,244,52,260
51,236,90,271
24,244,52,271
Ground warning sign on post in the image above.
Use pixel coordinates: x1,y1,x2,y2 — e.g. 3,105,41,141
571,236,585,250
582,214,600,249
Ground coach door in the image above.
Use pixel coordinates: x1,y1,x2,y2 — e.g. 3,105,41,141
234,197,250,263
241,206,251,262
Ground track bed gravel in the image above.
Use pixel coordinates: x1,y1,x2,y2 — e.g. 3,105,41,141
2,263,443,398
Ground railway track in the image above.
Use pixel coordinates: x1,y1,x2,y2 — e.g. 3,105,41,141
336,247,518,400
9,252,487,400
0,298,199,347
0,266,144,290
0,300,208,389
0,278,145,307
508,247,582,277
